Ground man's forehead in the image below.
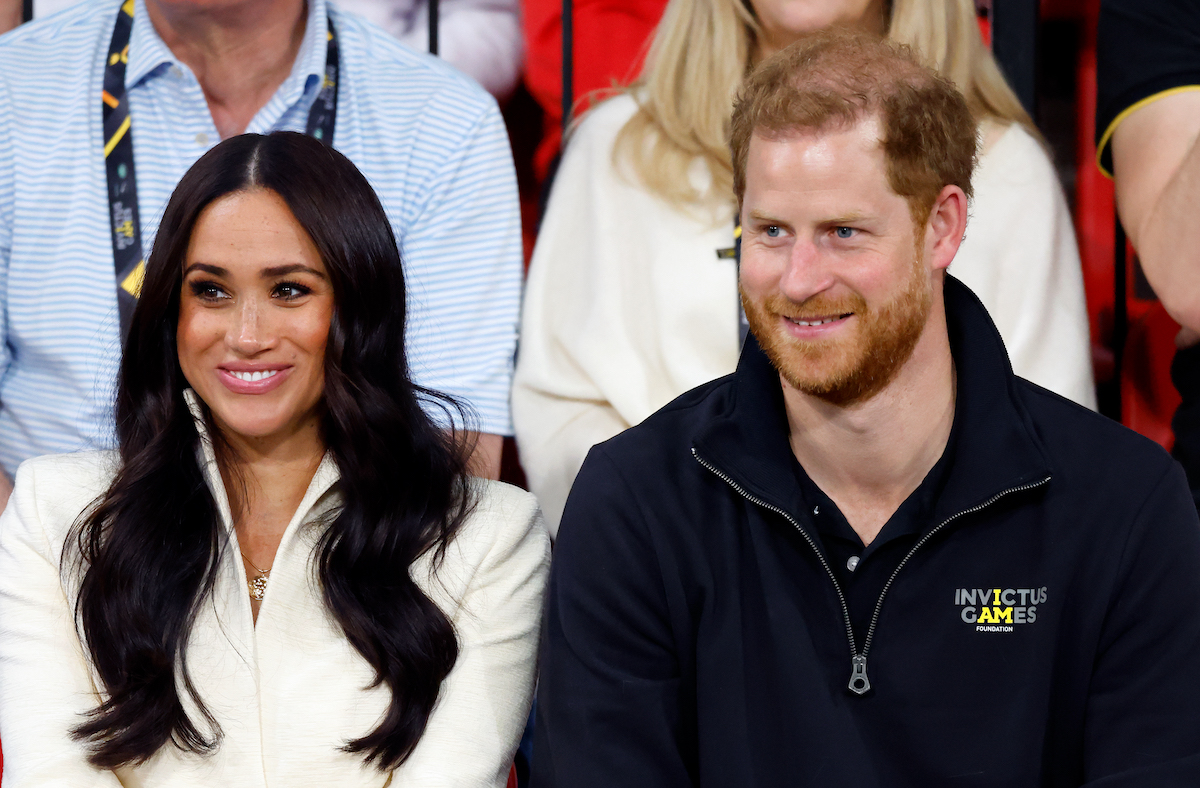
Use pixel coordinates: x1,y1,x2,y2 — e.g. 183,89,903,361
750,113,885,156
744,115,893,203
740,114,913,223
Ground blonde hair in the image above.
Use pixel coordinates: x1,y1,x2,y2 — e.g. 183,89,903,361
612,0,1033,214
889,0,1034,130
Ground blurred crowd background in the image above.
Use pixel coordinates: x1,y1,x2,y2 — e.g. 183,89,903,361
0,0,1174,495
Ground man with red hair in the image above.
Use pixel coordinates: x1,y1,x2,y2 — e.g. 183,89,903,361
533,31,1200,787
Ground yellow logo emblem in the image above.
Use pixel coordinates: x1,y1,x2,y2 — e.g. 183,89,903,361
955,587,1046,632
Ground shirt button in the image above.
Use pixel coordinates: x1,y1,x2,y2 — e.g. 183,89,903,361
195,132,209,146
170,65,183,78
847,556,860,572
813,505,820,515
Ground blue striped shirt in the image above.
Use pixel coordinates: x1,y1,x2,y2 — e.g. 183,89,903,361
0,0,522,474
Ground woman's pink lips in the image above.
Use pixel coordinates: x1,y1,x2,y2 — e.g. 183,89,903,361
216,366,292,395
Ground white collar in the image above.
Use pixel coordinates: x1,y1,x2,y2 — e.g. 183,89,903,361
181,388,341,535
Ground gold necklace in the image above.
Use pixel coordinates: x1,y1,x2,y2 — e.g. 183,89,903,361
241,551,271,601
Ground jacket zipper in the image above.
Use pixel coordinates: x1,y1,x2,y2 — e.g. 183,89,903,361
692,446,1049,696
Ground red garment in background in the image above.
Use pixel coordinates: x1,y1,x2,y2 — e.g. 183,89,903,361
522,0,668,181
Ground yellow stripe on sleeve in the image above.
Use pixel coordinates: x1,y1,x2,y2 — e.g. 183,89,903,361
1096,85,1200,178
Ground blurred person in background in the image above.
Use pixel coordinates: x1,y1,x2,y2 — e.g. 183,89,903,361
0,0,523,508
0,132,549,787
1097,0,1200,507
513,0,1095,536
287,0,524,102
12,0,522,102
0,0,16,35
523,0,668,182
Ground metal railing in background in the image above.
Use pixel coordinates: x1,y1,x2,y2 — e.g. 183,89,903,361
561,0,572,140
428,0,438,56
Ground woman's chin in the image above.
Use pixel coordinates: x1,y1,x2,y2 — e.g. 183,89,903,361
215,420,287,443
208,406,320,446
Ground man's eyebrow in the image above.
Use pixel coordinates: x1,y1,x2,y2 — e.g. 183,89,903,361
746,210,784,224
824,213,870,225
744,211,873,225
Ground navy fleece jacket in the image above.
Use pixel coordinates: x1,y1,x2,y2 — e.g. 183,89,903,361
533,276,1200,787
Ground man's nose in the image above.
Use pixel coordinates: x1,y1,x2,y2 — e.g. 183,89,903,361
778,238,836,303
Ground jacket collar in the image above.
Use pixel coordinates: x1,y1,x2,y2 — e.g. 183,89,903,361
183,388,341,537
691,275,1053,525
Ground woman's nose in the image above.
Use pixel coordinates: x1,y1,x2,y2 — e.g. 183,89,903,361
227,297,275,354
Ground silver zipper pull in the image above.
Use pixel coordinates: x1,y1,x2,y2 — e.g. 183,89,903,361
849,654,870,695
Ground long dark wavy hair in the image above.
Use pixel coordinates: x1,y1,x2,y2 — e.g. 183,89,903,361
65,131,474,770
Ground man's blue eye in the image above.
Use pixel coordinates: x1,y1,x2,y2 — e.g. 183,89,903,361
766,225,781,238
835,227,854,239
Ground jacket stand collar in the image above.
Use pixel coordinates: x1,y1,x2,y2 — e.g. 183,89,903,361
182,388,341,538
691,275,1054,527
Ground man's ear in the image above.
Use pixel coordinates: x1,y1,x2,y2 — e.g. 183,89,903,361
924,184,969,272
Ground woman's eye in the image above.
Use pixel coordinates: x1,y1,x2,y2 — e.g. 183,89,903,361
765,225,781,238
274,281,312,301
189,281,228,302
835,226,855,239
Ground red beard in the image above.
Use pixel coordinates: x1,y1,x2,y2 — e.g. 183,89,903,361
742,258,932,407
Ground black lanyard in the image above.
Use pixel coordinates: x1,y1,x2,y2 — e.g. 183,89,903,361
102,0,339,340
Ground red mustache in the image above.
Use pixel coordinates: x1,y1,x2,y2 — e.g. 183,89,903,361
764,292,866,322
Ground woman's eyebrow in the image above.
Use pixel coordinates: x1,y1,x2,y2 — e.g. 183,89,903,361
183,262,226,276
261,264,327,279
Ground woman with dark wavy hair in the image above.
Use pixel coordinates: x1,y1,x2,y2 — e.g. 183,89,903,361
0,131,549,786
